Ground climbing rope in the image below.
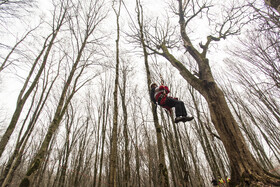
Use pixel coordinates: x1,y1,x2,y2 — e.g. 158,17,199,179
160,73,164,85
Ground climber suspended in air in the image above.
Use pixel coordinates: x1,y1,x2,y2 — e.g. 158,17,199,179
150,82,194,123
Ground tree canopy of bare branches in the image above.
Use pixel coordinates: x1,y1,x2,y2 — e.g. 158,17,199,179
0,0,279,187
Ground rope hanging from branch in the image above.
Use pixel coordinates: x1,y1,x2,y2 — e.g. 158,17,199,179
160,74,164,85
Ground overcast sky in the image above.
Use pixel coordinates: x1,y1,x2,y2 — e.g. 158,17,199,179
0,0,241,124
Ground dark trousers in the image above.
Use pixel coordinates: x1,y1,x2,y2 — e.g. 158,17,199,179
165,97,187,117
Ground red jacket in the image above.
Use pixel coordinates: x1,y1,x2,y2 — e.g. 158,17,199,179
154,85,170,106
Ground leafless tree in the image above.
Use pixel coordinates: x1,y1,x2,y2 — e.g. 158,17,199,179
2,0,280,186
134,0,280,186
0,24,41,74
0,0,67,158
0,0,36,24
96,76,112,187
18,0,108,186
134,0,170,186
221,1,280,176
108,0,121,186
0,55,61,187
188,86,227,183
119,59,132,187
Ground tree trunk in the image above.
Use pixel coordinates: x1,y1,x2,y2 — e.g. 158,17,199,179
0,1,67,158
133,119,141,187
160,111,177,187
265,0,280,13
0,25,58,158
190,88,223,179
109,1,121,186
19,18,93,187
120,67,131,187
92,113,101,187
97,88,109,187
1,58,60,187
73,120,89,187
225,89,275,171
156,1,280,185
143,120,153,187
136,0,170,186
202,82,279,186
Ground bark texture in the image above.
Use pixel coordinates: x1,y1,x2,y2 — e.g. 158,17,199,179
109,1,121,186
155,0,280,186
136,0,170,186
265,0,280,13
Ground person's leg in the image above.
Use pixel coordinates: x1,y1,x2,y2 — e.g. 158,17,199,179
164,98,184,123
177,100,194,121
175,100,187,117
164,97,180,117
165,97,194,123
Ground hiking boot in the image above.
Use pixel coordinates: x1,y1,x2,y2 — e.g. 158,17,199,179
182,116,194,122
175,116,185,123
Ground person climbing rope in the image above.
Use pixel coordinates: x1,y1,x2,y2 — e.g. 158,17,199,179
150,82,194,123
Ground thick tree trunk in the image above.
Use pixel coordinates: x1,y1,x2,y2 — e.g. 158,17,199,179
265,0,280,13
202,81,280,186
226,94,275,171
155,1,280,185
161,42,280,185
190,88,224,179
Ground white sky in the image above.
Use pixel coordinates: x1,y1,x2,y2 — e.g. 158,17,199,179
0,0,246,126
1,0,279,177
